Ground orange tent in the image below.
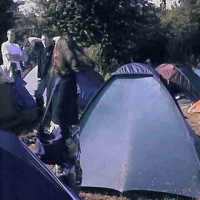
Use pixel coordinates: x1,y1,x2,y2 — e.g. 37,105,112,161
188,100,200,113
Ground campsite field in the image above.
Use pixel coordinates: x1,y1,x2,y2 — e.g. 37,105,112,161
20,106,199,200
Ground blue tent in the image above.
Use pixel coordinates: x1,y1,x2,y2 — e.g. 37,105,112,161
0,130,81,200
79,71,200,198
24,66,104,110
114,62,160,79
76,69,104,110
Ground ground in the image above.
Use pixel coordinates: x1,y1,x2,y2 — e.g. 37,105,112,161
19,106,199,200
183,108,200,136
80,192,127,200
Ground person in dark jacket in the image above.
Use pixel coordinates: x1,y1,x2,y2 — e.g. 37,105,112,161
50,35,95,141
48,35,96,191
28,33,54,110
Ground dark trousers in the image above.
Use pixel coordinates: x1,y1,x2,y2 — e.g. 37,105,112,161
15,70,22,78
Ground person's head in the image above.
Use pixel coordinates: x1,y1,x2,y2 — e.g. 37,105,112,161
41,33,51,48
7,29,16,43
51,36,77,75
51,34,96,75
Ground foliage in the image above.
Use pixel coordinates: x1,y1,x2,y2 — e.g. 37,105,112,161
160,5,190,64
15,0,200,71
31,0,166,73
13,0,43,42
160,0,200,66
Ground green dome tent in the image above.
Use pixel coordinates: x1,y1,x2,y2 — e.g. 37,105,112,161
79,70,200,198
0,83,39,130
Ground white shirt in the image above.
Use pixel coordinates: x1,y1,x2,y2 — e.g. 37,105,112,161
1,41,22,71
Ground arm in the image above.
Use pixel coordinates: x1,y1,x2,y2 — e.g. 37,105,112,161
6,53,22,62
1,43,26,62
28,37,42,47
28,38,43,59
6,50,27,63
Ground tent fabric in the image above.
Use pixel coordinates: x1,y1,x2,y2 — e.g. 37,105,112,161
114,63,160,79
113,62,185,116
194,69,200,77
156,63,200,101
156,63,176,80
0,130,80,200
24,66,104,110
0,83,38,129
76,69,104,109
79,73,200,198
188,100,200,113
0,83,18,123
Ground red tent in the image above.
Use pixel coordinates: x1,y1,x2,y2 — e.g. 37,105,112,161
156,63,200,101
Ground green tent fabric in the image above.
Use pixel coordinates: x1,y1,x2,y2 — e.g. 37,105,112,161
80,74,200,198
0,83,17,122
0,83,39,130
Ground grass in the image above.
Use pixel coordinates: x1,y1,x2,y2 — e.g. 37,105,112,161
79,192,188,200
182,108,200,136
80,192,127,200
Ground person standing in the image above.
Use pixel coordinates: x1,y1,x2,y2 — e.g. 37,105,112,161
46,34,97,191
28,33,54,110
50,34,96,141
1,29,36,113
1,29,26,78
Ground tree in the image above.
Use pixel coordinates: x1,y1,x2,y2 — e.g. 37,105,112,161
33,0,165,72
160,0,200,65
